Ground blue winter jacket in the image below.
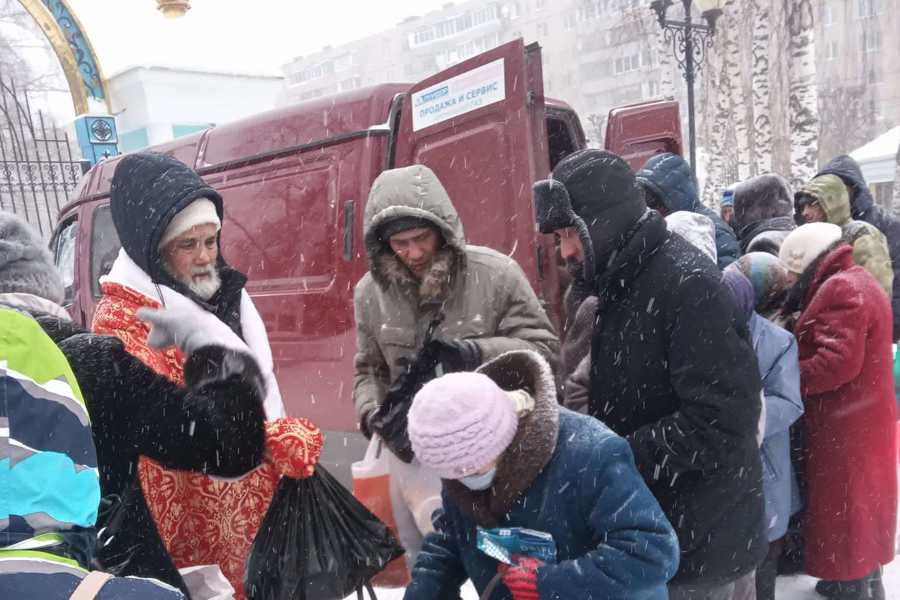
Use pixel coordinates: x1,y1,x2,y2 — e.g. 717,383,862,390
750,313,804,542
636,153,740,269
405,410,680,600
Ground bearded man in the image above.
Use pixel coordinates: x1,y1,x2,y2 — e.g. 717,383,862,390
91,152,321,598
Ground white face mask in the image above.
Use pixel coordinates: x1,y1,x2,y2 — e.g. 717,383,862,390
459,466,497,491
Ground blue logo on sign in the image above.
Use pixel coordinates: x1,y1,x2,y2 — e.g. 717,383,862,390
417,86,449,106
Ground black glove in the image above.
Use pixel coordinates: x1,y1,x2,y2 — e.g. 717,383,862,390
425,338,482,373
368,386,415,462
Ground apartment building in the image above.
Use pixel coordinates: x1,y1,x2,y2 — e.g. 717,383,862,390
815,0,900,165
281,0,678,144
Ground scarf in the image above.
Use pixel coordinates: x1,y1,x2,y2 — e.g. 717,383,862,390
100,248,284,420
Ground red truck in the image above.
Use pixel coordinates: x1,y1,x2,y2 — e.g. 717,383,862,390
51,40,681,484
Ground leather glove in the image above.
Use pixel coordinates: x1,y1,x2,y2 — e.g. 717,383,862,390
137,299,249,357
367,389,415,463
499,556,544,600
424,338,482,373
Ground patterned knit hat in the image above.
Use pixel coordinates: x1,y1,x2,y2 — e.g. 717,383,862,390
0,211,64,304
408,372,518,480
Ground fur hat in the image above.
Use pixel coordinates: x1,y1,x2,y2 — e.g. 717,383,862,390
408,372,518,480
0,211,65,304
732,174,793,232
778,222,843,275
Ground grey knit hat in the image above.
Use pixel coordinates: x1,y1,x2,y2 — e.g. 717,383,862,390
0,211,65,304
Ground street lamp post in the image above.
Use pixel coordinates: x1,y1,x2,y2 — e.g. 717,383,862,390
650,0,723,177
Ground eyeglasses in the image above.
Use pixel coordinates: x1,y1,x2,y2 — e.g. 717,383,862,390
169,236,217,256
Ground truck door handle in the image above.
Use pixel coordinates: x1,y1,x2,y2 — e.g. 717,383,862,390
343,200,354,262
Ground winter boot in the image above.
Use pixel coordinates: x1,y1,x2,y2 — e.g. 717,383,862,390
815,580,839,597
816,568,885,600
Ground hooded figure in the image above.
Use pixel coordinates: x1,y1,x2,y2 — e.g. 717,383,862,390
732,173,797,255
404,351,679,600
354,164,559,564
818,155,900,340
536,149,766,593
0,308,183,599
635,152,739,268
95,152,284,420
797,172,895,305
665,211,718,265
89,153,323,597
722,266,804,600
778,224,897,598
563,210,718,411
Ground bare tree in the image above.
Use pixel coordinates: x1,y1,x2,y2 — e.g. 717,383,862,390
751,0,773,175
586,113,606,148
785,0,819,187
721,0,751,181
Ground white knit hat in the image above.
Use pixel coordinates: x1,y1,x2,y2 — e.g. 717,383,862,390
778,222,843,275
158,198,221,249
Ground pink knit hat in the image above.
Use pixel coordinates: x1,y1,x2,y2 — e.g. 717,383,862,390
408,372,518,480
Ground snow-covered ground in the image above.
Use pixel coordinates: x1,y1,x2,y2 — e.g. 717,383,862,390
352,562,900,599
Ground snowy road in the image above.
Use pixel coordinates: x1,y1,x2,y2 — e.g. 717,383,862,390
350,562,900,599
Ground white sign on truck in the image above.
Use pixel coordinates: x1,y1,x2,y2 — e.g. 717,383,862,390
411,58,506,132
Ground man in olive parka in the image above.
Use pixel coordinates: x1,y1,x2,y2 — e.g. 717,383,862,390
352,164,559,562
795,174,893,298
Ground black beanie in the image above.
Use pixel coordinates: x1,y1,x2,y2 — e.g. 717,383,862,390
378,216,438,242
552,149,646,268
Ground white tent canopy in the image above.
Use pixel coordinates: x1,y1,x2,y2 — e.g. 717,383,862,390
849,126,900,184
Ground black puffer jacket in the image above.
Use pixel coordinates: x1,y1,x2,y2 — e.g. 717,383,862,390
36,315,267,597
817,155,900,340
636,153,740,269
588,210,767,585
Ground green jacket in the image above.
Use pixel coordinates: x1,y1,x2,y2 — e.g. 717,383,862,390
800,174,893,297
353,165,559,422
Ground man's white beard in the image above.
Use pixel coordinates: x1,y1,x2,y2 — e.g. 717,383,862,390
180,266,221,300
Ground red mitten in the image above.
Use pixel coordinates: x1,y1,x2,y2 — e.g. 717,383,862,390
265,417,324,479
498,556,544,600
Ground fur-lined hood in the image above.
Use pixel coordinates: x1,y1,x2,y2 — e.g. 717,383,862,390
363,165,466,302
444,350,560,528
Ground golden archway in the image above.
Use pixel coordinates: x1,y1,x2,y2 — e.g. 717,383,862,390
17,0,111,115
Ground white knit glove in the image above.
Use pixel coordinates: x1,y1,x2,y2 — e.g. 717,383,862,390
137,300,249,357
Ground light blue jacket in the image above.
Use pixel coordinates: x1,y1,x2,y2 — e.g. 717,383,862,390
750,313,804,541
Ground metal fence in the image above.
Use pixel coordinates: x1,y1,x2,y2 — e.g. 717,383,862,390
0,76,89,238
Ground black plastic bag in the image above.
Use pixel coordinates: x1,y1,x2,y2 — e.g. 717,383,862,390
245,466,405,600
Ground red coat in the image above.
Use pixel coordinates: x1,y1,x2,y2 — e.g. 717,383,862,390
794,244,898,580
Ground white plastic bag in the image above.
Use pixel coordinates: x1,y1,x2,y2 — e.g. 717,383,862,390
178,565,234,600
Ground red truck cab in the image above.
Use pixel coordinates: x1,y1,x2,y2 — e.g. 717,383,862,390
51,40,680,484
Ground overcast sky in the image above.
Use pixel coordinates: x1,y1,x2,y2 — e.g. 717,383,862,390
68,0,451,77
